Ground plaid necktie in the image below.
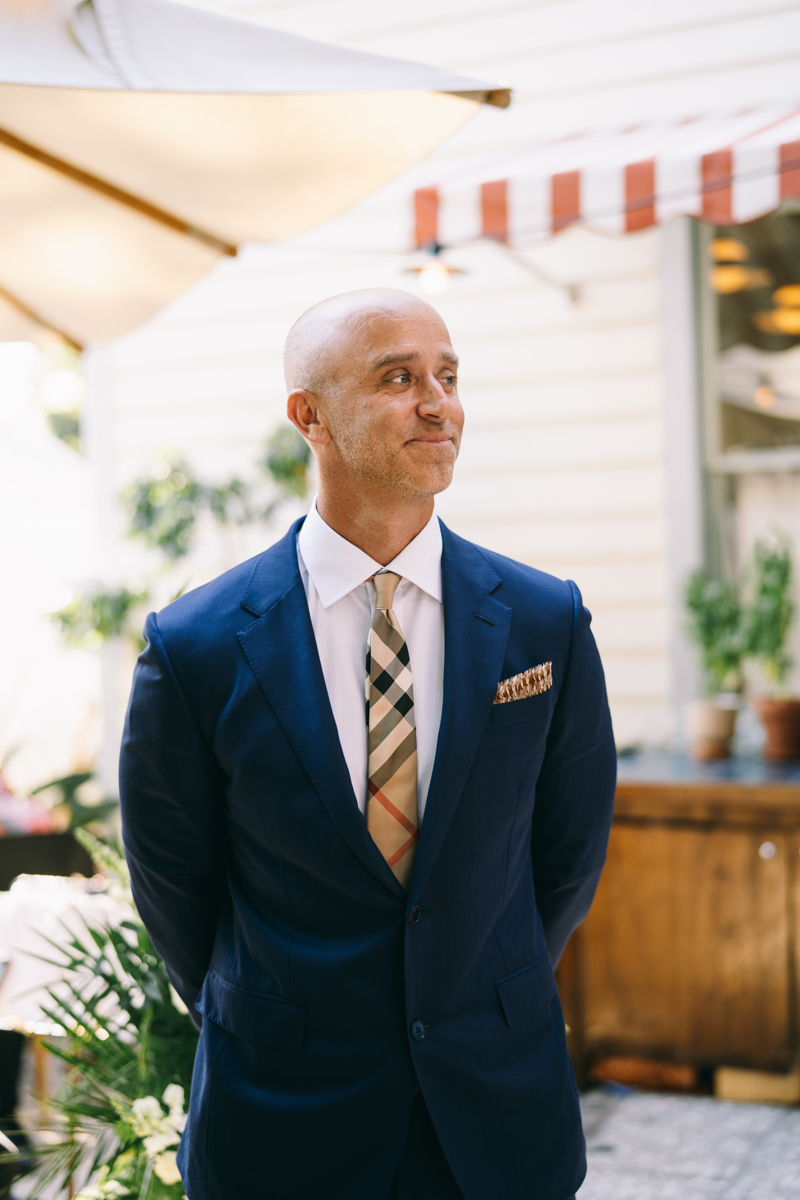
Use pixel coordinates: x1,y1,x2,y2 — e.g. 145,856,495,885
365,571,419,889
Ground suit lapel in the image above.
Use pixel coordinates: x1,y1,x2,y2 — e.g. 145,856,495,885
409,523,511,904
237,522,405,900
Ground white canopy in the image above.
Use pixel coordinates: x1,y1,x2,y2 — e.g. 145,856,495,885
0,0,508,346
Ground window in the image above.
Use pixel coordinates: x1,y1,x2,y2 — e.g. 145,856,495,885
703,209,800,469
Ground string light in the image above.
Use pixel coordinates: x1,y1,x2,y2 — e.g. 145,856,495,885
404,244,466,297
418,259,451,296
753,383,775,409
709,237,749,262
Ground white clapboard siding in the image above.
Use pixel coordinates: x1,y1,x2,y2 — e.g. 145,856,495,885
231,0,794,53
92,0,800,780
0,345,100,791
194,0,800,152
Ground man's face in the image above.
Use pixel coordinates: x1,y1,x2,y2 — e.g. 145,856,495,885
321,306,464,501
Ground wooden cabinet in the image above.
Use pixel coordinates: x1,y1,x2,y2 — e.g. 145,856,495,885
557,757,800,1074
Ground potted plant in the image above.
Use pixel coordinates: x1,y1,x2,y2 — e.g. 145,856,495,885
683,570,743,759
742,538,800,761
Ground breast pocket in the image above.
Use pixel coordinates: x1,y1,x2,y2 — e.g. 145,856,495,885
486,691,552,731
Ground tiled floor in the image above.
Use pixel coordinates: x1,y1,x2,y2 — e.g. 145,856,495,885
578,1088,800,1200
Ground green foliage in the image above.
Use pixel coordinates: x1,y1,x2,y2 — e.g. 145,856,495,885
51,587,149,650
741,538,794,688
124,461,253,562
31,773,118,832
124,425,310,563
51,426,311,656
260,425,311,498
684,570,743,694
46,409,81,452
126,463,208,562
205,477,252,525
4,835,198,1199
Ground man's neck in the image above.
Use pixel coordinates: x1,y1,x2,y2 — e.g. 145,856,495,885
316,492,434,566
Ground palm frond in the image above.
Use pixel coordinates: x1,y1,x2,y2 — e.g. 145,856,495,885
15,837,198,1200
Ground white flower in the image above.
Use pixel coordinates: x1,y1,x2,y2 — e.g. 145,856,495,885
127,1086,186,1162
129,1095,164,1137
163,1083,185,1115
153,1151,183,1185
143,1128,180,1156
75,1181,129,1199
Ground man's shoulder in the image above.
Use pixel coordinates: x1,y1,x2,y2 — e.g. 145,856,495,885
442,523,576,615
150,521,300,653
154,554,260,636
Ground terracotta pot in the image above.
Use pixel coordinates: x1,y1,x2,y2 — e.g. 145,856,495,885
752,697,800,761
685,699,738,761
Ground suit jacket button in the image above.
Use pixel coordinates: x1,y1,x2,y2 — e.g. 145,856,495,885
411,1020,427,1041
408,906,421,926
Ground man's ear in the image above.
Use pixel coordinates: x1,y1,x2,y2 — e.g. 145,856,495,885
287,389,330,445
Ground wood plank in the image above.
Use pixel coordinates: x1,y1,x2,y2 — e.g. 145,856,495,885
615,780,800,826
458,324,661,381
452,513,666,559
225,0,789,51
457,417,662,474
583,822,791,1070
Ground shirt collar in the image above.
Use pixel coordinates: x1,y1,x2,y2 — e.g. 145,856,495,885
297,499,442,609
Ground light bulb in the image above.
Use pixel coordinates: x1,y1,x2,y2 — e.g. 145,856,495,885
773,285,800,308
709,265,772,294
770,308,800,335
709,237,749,262
754,384,775,409
418,260,450,296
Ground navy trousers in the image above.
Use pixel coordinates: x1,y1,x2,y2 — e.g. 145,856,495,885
384,1093,578,1200
385,1093,464,1200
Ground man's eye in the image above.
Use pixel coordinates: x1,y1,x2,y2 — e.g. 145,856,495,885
442,374,457,386
389,373,411,385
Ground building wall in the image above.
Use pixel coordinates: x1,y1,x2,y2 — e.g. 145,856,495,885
0,345,99,792
90,0,800,785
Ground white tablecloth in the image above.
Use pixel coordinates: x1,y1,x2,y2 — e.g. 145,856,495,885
0,875,125,1033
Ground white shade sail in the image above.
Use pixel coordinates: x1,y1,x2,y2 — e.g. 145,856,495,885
411,105,800,249
0,0,509,346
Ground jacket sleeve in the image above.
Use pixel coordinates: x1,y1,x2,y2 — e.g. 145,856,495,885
530,581,616,966
119,611,227,1024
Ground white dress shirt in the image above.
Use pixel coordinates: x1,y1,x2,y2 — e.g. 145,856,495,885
297,502,444,821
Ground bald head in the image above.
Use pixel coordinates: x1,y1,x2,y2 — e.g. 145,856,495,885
284,289,447,398
285,287,463,532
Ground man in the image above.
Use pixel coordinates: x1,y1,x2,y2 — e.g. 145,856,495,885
120,289,616,1200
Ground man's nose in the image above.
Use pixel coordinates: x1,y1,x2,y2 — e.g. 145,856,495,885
418,375,448,412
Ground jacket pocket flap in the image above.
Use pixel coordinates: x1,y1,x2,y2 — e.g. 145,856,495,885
495,953,557,1028
195,969,305,1051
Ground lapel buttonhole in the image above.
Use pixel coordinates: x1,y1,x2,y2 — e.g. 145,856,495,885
474,612,496,627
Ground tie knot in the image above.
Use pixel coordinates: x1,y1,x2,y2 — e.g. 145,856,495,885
372,571,401,611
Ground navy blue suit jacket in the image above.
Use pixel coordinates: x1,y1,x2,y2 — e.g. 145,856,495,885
119,518,616,1200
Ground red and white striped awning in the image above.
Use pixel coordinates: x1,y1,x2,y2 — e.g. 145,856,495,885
413,105,800,249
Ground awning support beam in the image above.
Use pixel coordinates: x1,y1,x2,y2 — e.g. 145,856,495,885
0,126,238,257
0,280,83,350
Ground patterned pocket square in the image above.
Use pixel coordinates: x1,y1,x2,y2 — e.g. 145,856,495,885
494,662,552,705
